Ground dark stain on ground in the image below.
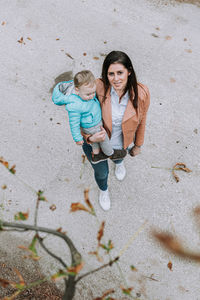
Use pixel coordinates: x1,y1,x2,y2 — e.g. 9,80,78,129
49,71,73,94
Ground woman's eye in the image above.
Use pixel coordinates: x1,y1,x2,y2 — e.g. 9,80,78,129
118,71,123,75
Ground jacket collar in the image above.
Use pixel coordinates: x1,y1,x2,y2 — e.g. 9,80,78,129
102,87,136,128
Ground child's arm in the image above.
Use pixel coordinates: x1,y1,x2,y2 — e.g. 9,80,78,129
67,109,83,144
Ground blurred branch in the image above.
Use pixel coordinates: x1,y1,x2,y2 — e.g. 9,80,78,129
76,256,119,283
37,235,68,268
1,221,81,265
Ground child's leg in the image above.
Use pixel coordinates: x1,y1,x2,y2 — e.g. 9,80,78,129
100,132,127,160
99,133,114,156
91,142,100,155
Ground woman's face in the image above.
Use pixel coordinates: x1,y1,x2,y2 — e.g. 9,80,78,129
107,63,130,92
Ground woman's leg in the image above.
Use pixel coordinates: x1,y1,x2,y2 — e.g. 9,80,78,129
113,159,123,165
82,141,109,191
113,159,126,181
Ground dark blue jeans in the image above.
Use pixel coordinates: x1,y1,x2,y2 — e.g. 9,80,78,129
82,142,123,191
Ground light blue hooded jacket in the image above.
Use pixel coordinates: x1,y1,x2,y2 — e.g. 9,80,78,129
52,80,102,142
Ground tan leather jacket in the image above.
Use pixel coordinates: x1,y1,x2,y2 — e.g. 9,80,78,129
95,79,150,149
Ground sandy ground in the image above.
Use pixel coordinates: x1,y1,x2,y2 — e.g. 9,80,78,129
0,0,200,299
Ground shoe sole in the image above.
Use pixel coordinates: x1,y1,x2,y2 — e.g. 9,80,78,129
91,158,108,164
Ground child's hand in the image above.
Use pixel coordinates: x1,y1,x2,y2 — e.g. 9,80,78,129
76,140,84,145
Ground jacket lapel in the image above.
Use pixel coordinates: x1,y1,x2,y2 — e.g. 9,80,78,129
122,100,136,123
100,86,137,134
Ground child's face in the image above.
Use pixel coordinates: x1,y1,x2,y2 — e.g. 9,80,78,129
76,82,96,100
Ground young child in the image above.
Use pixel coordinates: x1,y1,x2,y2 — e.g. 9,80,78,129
52,70,127,164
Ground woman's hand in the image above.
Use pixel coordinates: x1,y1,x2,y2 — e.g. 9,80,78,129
89,126,106,143
129,145,141,157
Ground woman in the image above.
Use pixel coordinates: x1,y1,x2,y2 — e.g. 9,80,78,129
82,50,150,211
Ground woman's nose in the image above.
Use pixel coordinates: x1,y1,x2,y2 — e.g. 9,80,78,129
114,74,118,81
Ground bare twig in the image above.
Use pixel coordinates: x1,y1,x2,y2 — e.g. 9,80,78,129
1,221,81,265
37,235,68,268
76,256,119,283
1,228,28,232
1,221,81,300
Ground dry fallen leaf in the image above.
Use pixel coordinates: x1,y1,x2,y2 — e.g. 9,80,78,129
93,56,99,60
14,268,26,286
70,202,90,213
97,221,105,246
0,278,11,288
172,162,192,182
185,49,192,53
184,38,187,41
17,37,25,45
84,188,95,215
27,37,32,41
165,35,172,40
153,231,200,262
172,171,180,182
56,38,60,40
1,21,6,26
51,270,68,281
170,78,176,83
193,128,198,134
93,289,115,300
56,227,67,234
65,53,74,59
130,265,138,271
1,185,7,190
50,204,56,211
194,206,200,215
0,157,9,168
155,27,160,30
120,286,133,295
151,33,159,38
83,52,87,56
88,250,103,262
167,261,173,271
14,211,29,221
67,261,84,274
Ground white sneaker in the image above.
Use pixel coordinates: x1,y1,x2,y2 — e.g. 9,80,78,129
115,161,126,181
99,189,111,211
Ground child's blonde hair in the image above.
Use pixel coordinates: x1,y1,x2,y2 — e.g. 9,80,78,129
74,70,95,88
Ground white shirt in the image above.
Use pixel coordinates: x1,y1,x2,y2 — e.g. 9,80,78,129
110,87,129,149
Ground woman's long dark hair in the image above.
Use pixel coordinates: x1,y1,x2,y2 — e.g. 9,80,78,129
101,51,138,109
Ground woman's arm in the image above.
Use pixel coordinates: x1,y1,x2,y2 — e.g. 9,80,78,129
81,126,106,144
130,85,150,156
134,85,150,147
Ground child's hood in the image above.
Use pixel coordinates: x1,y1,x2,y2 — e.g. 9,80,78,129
59,80,75,96
52,80,77,106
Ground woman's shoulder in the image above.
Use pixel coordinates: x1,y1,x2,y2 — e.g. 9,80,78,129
137,83,150,110
137,83,150,99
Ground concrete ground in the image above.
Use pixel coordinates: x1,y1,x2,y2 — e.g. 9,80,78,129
0,0,200,299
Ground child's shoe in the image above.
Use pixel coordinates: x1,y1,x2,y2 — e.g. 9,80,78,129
109,149,127,160
91,152,110,164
